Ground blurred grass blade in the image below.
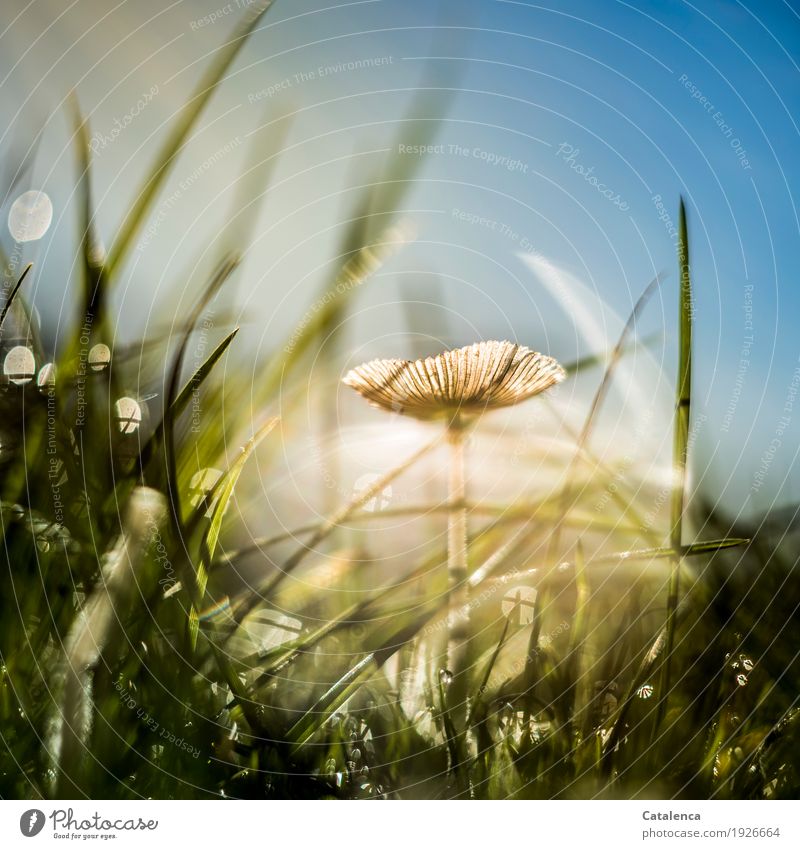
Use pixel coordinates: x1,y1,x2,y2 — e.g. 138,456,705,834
601,625,668,776
205,416,280,564
68,94,106,326
233,434,440,622
593,537,748,567
336,41,458,256
259,66,456,403
561,331,661,377
656,197,693,734
438,670,467,794
163,256,239,536
257,219,415,402
564,540,589,744
105,1,277,277
522,273,666,716
287,653,378,749
468,618,510,727
222,498,645,570
174,327,240,417
0,263,32,331
189,416,279,646
253,555,444,681
56,488,166,797
286,609,439,751
548,271,666,560
138,327,239,470
221,106,291,261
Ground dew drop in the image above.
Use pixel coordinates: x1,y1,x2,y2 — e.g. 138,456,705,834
8,190,53,242
88,343,111,372
736,674,748,687
37,362,56,388
115,397,142,434
352,472,392,511
501,585,537,626
3,346,35,385
189,468,224,507
439,668,453,686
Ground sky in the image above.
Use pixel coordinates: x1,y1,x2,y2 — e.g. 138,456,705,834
2,0,800,518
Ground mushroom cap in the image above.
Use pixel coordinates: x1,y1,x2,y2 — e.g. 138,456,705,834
343,340,566,420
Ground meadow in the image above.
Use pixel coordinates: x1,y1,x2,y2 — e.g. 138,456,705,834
1,1,797,801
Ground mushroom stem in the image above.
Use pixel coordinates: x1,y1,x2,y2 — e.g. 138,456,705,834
446,417,470,725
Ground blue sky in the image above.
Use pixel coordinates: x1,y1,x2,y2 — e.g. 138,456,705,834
2,0,800,516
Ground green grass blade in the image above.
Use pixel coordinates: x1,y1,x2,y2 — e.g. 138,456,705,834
220,108,291,260
174,327,239,416
287,653,378,749
564,540,589,745
221,496,646,569
68,94,106,323
561,331,661,377
250,546,452,682
138,326,239,471
594,537,748,567
162,257,239,535
286,607,441,751
656,197,693,734
0,263,32,331
438,670,468,794
601,625,668,776
189,416,279,647
204,416,279,567
468,618,510,727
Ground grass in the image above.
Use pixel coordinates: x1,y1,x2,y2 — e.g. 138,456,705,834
1,7,798,800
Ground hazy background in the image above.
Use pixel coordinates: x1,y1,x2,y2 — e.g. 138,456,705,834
2,0,799,520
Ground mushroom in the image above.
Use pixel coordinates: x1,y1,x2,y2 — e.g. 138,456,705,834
343,340,565,718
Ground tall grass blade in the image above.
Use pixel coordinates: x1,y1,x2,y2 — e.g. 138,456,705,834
221,107,291,261
162,257,239,536
0,263,32,331
68,94,106,329
138,327,239,471
468,618,510,727
560,331,661,378
655,197,693,734
564,541,589,747
438,670,468,795
287,654,377,750
55,488,166,797
252,548,453,684
189,416,279,647
173,327,240,417
601,625,668,776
